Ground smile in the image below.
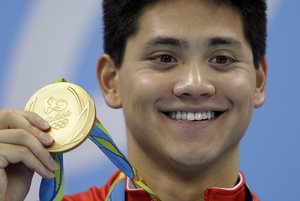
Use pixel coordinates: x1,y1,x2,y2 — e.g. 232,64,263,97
167,111,221,121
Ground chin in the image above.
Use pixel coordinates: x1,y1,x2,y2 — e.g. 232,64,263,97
168,151,216,171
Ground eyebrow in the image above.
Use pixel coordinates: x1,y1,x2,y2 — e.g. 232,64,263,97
143,36,242,50
207,37,242,48
144,36,189,49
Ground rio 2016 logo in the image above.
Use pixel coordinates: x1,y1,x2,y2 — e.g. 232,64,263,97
45,97,71,130
44,97,67,114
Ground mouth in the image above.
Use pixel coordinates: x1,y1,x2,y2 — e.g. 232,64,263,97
163,111,224,121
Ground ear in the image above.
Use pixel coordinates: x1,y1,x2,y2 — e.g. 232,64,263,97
96,54,122,108
254,55,268,108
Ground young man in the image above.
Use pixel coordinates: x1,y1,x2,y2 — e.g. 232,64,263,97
0,0,267,200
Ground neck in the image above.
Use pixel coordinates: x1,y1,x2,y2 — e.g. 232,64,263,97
128,136,240,201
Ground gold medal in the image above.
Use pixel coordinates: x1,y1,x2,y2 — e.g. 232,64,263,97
25,82,96,153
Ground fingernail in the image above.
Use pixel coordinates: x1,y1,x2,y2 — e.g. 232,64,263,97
49,158,58,171
41,121,50,129
48,171,55,178
39,132,53,145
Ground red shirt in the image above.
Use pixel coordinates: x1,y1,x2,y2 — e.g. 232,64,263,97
63,171,259,201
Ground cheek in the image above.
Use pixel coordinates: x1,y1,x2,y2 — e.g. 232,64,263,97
220,72,256,105
119,72,168,108
217,72,257,144
138,75,164,97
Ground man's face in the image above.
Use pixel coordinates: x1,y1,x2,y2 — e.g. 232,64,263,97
107,0,266,170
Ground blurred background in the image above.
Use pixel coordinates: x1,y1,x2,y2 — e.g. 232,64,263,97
0,0,299,200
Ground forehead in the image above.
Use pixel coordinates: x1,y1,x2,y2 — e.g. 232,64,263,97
133,0,245,45
140,0,240,20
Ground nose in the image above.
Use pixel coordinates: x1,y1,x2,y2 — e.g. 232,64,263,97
173,64,216,99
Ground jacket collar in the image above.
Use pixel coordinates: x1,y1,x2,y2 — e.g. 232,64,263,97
125,172,255,201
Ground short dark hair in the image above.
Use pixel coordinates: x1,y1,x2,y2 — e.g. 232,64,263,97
102,0,267,69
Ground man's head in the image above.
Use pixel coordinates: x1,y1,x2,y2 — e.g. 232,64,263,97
103,0,266,69
97,0,267,177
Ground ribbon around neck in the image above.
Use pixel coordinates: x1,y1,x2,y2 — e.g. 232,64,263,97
39,79,158,201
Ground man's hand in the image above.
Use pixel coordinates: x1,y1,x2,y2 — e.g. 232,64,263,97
0,109,58,201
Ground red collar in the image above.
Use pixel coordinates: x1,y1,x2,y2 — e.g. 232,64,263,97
125,172,258,201
203,172,247,201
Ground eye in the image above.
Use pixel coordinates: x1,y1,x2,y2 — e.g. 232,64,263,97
151,54,177,63
209,55,236,66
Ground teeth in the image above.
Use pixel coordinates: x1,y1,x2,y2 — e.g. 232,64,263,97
202,112,208,119
195,113,202,120
182,112,187,119
169,111,216,121
176,111,181,120
187,112,195,120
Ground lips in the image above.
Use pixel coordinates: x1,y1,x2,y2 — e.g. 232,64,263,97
164,111,224,121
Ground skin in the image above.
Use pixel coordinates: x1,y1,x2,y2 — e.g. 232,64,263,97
0,110,57,201
98,0,267,201
0,0,266,201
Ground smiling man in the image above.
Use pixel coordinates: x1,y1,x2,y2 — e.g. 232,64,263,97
0,0,267,201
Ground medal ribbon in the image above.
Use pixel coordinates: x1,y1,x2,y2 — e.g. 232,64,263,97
39,119,157,200
39,79,158,201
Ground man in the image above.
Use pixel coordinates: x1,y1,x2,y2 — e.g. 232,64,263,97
0,0,267,200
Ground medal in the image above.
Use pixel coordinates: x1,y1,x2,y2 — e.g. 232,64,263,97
26,79,158,201
25,82,95,153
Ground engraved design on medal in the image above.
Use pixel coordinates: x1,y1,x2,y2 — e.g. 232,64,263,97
27,97,38,111
44,97,68,114
44,97,71,130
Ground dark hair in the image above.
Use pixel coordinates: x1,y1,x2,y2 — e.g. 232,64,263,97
103,0,267,69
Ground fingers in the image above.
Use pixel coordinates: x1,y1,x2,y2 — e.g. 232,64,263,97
0,109,53,146
0,109,58,178
0,129,58,174
17,110,50,130
0,108,58,200
0,169,8,201
0,144,56,179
